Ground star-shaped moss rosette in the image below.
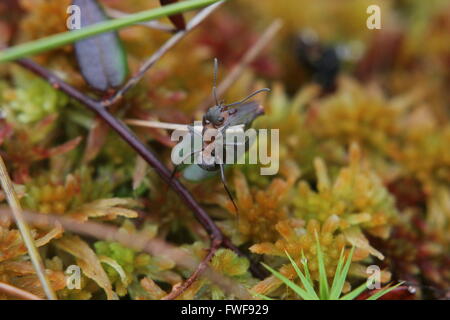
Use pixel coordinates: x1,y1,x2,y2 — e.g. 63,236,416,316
307,78,407,163
293,143,398,256
211,162,300,245
253,83,322,175
94,223,179,298
176,243,255,300
251,217,346,297
22,167,139,222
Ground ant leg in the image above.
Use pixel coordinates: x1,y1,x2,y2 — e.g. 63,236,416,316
219,164,239,214
170,164,180,181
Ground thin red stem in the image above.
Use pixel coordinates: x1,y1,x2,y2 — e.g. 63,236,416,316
162,238,221,300
0,282,43,300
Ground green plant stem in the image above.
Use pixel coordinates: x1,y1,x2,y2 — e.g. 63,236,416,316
0,155,57,300
0,0,222,63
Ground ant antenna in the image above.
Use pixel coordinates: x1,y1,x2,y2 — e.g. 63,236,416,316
212,58,220,106
224,88,270,109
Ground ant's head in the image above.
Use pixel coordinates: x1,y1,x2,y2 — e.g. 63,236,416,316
205,58,270,128
203,104,225,127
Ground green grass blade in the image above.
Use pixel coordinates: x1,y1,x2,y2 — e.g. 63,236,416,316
0,155,57,299
300,251,314,288
0,0,222,63
261,263,316,300
285,251,319,300
329,246,355,300
315,234,330,299
367,282,404,300
329,248,346,299
253,293,274,300
340,281,370,300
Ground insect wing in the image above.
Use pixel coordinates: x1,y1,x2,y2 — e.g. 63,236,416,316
223,101,264,130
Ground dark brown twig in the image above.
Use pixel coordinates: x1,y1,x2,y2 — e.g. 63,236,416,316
0,282,43,300
162,238,221,299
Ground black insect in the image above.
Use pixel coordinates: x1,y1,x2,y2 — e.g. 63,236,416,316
295,30,340,92
172,58,270,212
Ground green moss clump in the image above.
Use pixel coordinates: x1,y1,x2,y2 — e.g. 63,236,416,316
2,67,69,124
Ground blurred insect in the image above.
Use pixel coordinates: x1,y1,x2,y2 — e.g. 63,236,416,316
295,29,340,91
126,58,270,212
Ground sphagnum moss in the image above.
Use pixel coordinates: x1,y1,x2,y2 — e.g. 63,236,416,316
0,0,449,301
293,143,398,246
212,162,300,245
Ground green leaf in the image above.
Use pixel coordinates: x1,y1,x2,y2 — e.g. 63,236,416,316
329,246,355,300
261,263,315,300
340,281,370,300
285,251,319,300
367,282,405,300
73,0,128,91
263,244,404,301
329,248,346,299
315,233,330,299
0,0,222,62
300,251,313,287
253,293,274,300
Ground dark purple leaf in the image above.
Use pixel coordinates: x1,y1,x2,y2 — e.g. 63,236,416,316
72,0,128,92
